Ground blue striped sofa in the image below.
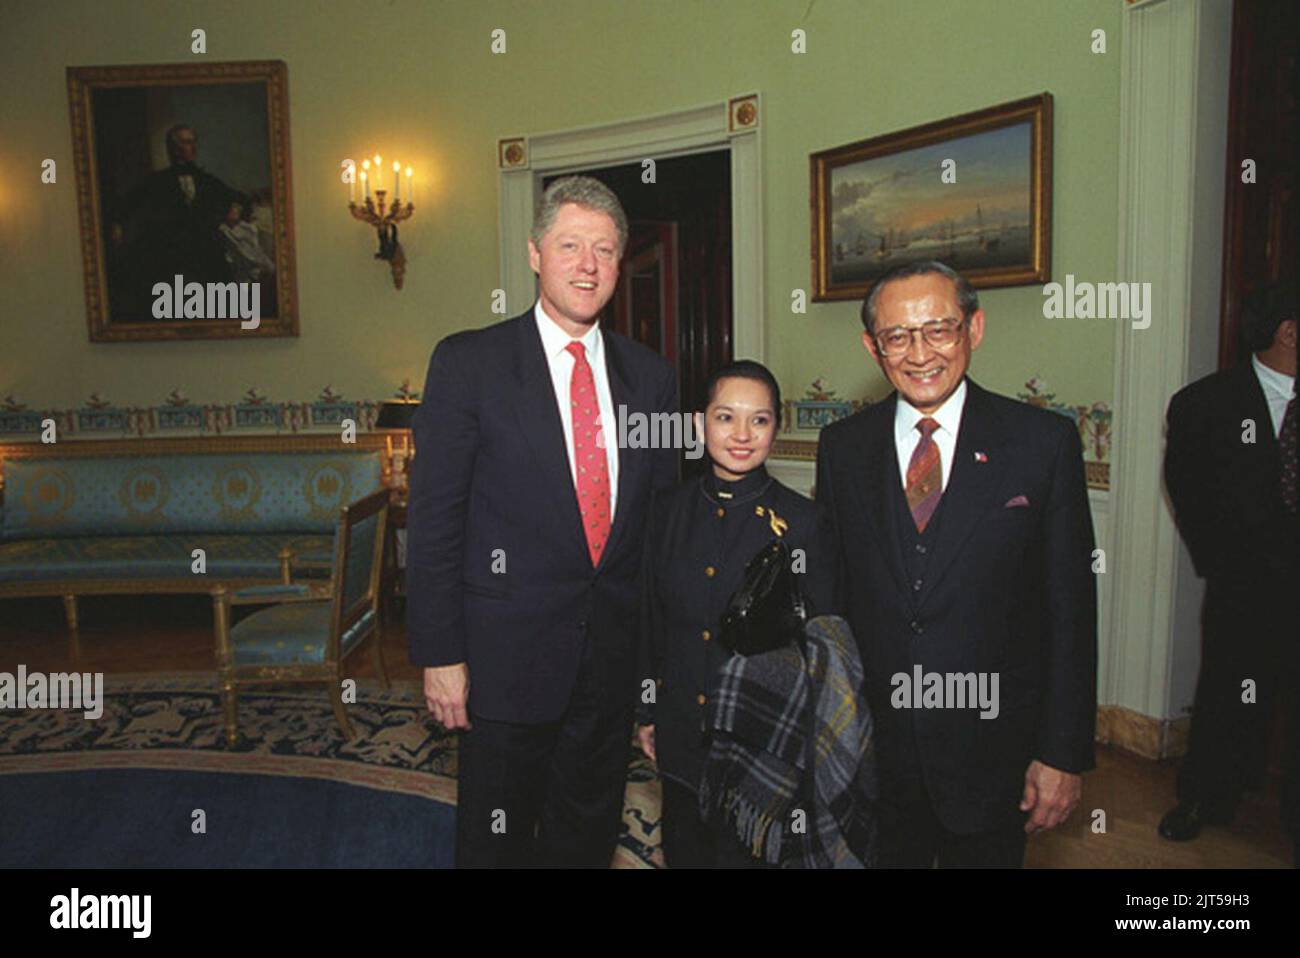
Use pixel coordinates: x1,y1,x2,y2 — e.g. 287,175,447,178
0,436,389,630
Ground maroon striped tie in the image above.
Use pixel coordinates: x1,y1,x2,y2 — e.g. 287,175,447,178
906,418,943,532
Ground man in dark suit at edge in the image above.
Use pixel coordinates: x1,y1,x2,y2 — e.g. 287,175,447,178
406,176,677,867
1160,281,1297,861
815,260,1098,867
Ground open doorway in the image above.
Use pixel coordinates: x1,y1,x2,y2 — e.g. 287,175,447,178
543,150,733,424
1218,0,1297,368
496,96,765,411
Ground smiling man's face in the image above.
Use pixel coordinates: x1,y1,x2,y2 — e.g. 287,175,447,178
862,272,985,414
529,202,620,336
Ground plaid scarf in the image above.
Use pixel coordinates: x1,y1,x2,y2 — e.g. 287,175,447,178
698,614,877,868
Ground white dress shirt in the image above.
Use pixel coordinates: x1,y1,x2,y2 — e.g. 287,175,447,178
534,302,620,517
1252,354,1295,438
894,379,968,492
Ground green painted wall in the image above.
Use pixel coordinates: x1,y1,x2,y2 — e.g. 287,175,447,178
0,0,1120,427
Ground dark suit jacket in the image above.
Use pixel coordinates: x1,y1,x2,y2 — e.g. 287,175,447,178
1165,361,1297,584
406,310,677,724
815,379,1097,834
115,164,237,287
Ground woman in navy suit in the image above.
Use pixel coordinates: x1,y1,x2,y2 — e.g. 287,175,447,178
637,360,837,867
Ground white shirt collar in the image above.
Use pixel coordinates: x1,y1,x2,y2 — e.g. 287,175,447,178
894,378,968,443
1252,354,1295,401
534,301,602,362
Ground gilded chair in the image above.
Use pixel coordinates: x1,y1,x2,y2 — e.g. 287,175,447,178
210,488,391,747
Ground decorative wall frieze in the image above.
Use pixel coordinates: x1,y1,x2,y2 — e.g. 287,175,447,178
0,381,422,440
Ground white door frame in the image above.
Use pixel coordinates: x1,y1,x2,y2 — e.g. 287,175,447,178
497,94,765,361
1104,0,1232,754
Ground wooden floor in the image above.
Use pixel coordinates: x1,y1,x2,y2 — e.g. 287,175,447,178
1,593,1292,868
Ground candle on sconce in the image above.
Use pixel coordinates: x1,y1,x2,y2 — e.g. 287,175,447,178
349,172,355,204
346,152,418,290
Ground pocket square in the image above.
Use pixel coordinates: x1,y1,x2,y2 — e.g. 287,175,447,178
1004,495,1030,508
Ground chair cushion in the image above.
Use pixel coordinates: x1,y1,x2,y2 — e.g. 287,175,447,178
0,533,333,583
229,603,376,666
2,451,382,539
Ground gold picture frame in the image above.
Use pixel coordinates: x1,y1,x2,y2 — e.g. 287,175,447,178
67,60,298,341
811,93,1052,302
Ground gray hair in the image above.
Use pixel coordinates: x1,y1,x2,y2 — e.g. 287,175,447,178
860,259,980,333
531,175,628,252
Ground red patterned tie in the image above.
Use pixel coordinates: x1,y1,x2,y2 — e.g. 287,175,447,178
567,341,611,566
906,418,943,532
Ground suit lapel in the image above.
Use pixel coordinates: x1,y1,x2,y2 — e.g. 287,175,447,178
596,330,639,570
916,381,1010,610
512,314,589,563
847,395,909,598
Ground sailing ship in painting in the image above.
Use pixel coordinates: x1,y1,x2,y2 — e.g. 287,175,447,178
872,226,910,261
826,119,1035,286
975,205,1001,253
830,201,1029,284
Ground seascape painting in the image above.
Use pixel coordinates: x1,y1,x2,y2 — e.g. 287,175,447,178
811,94,1052,301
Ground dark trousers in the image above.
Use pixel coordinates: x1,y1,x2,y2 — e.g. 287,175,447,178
876,734,1026,868
1178,578,1298,835
454,637,632,868
877,787,1027,868
660,778,768,869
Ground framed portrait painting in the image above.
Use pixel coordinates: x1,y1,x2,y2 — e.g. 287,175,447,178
67,60,298,341
811,93,1052,302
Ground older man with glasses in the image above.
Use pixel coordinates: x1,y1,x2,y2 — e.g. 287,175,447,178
815,260,1098,868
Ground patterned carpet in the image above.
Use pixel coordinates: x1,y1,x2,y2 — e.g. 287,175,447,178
0,671,662,868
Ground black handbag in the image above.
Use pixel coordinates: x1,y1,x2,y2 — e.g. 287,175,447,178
718,538,808,656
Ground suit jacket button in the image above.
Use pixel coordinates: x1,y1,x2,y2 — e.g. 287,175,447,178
697,693,706,706
705,566,715,578
910,619,924,635
701,629,711,641
716,507,725,518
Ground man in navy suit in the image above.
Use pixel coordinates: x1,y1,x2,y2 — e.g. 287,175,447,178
406,177,677,867
815,260,1097,867
1160,281,1297,856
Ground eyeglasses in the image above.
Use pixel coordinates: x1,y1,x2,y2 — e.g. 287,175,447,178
873,318,967,357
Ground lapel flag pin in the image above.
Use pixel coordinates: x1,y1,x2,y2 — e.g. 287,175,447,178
974,451,988,463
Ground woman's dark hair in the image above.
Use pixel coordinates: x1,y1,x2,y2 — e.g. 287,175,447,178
702,360,782,428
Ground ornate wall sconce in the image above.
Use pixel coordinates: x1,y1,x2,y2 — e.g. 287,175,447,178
348,154,415,289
